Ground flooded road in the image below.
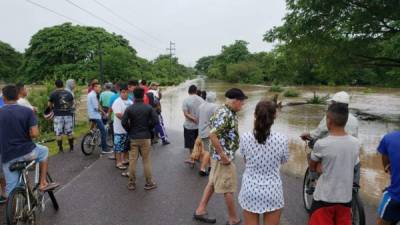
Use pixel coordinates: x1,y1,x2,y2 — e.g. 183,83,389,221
161,79,400,204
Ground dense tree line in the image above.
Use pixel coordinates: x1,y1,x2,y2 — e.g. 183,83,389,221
0,23,194,85
196,0,400,87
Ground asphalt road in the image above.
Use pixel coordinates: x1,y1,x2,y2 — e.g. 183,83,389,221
1,129,379,225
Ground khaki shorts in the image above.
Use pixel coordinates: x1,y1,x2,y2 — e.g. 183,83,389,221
208,159,237,193
202,138,211,152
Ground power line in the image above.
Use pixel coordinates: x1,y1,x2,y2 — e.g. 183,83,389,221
64,0,163,52
25,0,84,24
92,0,165,45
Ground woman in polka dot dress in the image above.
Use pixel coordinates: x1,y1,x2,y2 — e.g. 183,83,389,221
238,100,289,225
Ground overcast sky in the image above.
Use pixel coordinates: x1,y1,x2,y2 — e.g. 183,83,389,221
0,0,286,66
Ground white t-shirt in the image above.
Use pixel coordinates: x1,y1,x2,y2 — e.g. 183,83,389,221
148,89,160,99
17,98,34,110
112,97,133,134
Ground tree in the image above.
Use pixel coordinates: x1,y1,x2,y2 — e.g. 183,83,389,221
195,55,216,74
21,23,137,82
0,41,23,82
264,0,400,86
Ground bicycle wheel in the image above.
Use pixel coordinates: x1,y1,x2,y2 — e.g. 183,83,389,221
46,173,59,210
106,128,114,148
6,187,36,225
47,191,59,211
351,193,366,225
81,132,97,155
303,168,314,213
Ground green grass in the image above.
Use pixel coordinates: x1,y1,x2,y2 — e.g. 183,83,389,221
283,89,300,97
270,84,284,92
306,91,329,105
43,122,88,155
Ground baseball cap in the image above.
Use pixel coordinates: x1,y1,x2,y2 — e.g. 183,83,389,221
328,91,350,104
206,91,217,103
225,88,248,100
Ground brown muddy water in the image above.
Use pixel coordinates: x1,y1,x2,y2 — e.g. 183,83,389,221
161,79,400,204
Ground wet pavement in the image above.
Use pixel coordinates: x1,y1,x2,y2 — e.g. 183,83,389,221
25,129,377,225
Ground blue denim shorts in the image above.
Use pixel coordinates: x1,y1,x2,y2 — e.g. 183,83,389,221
114,133,128,153
2,144,48,196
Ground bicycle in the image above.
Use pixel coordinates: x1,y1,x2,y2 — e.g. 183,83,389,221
302,139,366,225
5,160,59,225
81,120,113,155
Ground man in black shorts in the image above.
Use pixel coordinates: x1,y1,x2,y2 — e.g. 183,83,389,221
182,85,204,164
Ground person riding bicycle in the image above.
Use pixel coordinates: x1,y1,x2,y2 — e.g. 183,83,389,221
308,103,360,225
300,91,361,185
0,85,59,197
87,81,112,154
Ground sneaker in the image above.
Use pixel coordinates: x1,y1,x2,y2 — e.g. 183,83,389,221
162,140,171,145
144,182,157,190
199,170,208,177
127,183,136,190
101,149,113,154
108,155,116,160
0,196,7,204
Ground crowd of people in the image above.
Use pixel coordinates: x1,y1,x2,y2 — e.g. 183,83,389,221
181,85,399,225
86,79,169,190
0,80,398,225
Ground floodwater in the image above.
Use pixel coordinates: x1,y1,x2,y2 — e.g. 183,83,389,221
161,79,400,204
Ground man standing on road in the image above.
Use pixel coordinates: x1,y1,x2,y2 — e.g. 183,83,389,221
308,103,360,225
182,84,204,164
87,81,112,154
194,88,247,225
197,91,218,176
0,85,59,196
99,83,114,117
112,84,132,170
376,131,400,225
122,87,159,191
48,80,75,152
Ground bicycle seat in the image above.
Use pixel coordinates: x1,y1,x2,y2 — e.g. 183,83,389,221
9,160,34,172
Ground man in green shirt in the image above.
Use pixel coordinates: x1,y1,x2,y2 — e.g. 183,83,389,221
99,83,114,114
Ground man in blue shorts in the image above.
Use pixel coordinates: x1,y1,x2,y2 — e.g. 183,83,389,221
0,85,59,196
377,131,400,225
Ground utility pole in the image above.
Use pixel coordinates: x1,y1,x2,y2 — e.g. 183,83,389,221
166,41,176,79
98,41,104,84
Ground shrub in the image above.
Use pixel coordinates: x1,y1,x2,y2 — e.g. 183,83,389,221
306,91,329,104
270,84,283,92
283,89,300,97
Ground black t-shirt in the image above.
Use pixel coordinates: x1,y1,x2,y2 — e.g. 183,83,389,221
49,89,74,116
0,104,37,163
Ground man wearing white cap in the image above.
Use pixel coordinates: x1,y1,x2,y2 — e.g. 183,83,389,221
301,91,360,184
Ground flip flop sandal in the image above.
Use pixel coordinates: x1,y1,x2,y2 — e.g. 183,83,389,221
121,172,129,177
116,165,127,170
40,182,60,192
193,212,216,224
184,160,195,168
226,219,241,225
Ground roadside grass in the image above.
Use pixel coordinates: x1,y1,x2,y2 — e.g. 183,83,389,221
43,122,88,156
283,89,300,97
270,84,284,92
